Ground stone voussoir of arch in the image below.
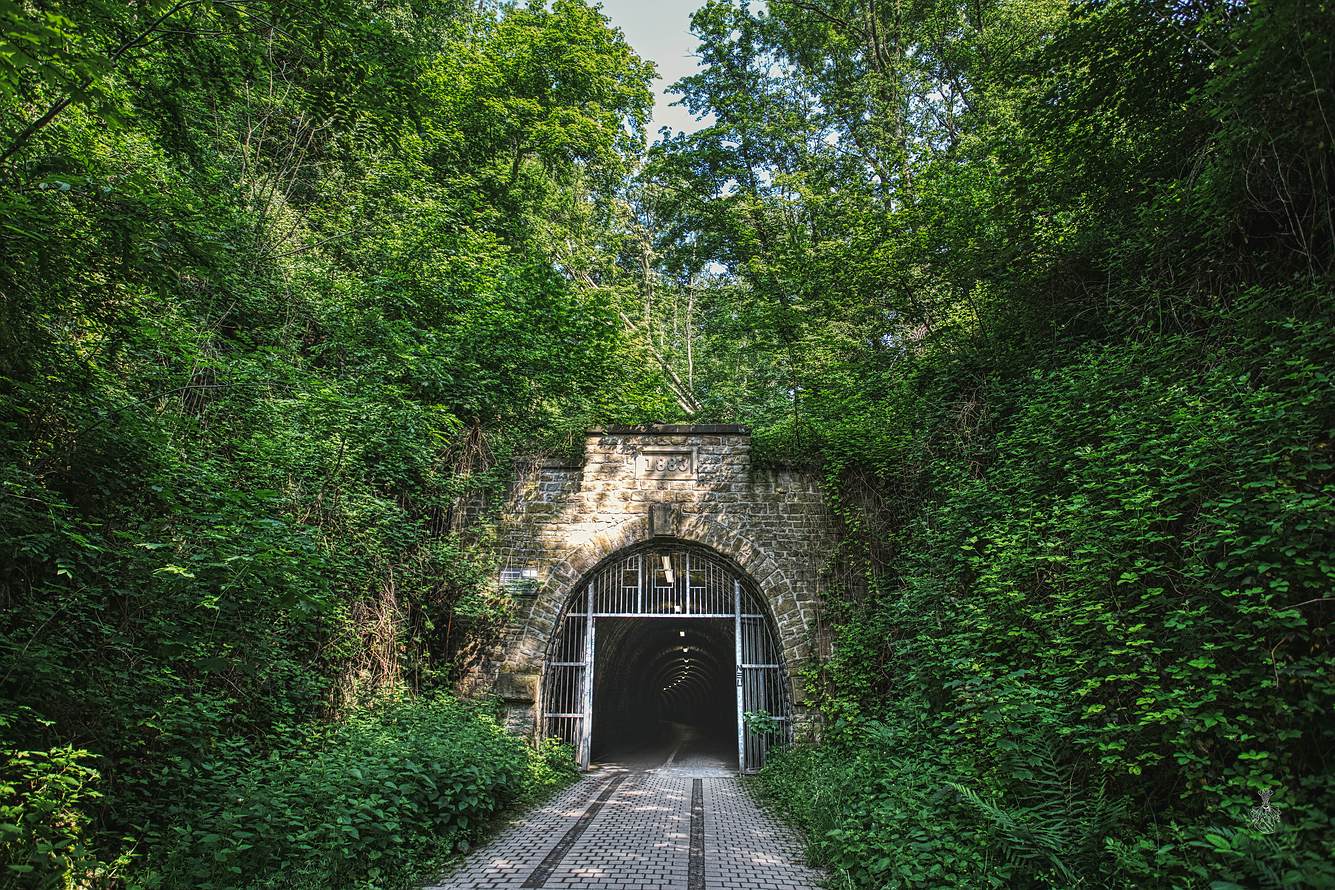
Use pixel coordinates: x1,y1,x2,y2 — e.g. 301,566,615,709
518,515,805,672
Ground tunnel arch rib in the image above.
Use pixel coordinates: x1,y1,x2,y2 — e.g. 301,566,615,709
514,511,811,673
539,538,793,772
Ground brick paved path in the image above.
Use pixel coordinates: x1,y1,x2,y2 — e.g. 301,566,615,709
426,752,823,890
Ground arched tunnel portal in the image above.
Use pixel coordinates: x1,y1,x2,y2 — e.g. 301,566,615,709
541,541,790,772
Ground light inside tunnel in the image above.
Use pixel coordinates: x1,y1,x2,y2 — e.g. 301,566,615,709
590,617,736,762
541,543,792,772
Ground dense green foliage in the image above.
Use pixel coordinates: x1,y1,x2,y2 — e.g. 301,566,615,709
1,0,660,885
3,0,1332,886
149,696,575,889
754,301,1333,886
640,0,1335,886
2,694,576,888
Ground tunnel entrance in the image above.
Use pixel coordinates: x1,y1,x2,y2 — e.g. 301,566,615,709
540,542,790,772
590,618,735,765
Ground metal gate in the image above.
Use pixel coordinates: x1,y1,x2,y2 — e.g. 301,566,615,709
540,544,790,772
737,591,787,771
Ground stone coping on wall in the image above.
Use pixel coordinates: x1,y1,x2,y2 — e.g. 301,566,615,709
585,424,751,435
512,456,585,469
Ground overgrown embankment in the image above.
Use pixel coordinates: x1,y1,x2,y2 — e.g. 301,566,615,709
147,696,576,889
6,696,576,889
754,296,1333,887
632,0,1335,885
1,1,666,886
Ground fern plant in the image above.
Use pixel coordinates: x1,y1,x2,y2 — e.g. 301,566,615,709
949,739,1125,886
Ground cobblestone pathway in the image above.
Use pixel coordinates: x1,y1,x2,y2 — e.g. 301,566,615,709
426,752,823,890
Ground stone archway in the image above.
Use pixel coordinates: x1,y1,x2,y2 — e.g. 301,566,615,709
475,425,834,764
514,512,810,675
538,539,792,772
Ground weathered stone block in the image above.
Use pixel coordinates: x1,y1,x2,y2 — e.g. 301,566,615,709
496,670,539,702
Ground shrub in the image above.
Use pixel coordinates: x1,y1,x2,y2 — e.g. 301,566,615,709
0,708,125,890
145,695,566,889
526,737,580,800
754,734,995,887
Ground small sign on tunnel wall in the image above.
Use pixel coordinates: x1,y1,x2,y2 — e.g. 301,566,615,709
636,449,695,480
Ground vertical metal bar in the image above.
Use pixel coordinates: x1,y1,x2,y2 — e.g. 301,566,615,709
763,667,774,768
734,579,745,772
580,584,595,769
711,560,717,614
685,550,692,615
676,550,683,614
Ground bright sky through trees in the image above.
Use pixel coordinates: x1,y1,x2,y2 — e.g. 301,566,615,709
599,0,712,137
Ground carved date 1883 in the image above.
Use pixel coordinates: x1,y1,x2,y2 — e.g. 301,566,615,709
635,449,695,480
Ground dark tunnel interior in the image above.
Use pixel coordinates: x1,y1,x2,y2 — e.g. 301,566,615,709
590,618,736,764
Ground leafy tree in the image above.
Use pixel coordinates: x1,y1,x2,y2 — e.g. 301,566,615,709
1,0,666,884
652,0,1334,886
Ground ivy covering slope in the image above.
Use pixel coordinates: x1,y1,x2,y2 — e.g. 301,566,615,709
642,0,1334,886
1,0,667,886
756,305,1332,887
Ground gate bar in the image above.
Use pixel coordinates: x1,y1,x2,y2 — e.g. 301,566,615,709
734,578,745,772
579,583,594,769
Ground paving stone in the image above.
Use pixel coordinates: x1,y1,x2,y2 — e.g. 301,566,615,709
425,763,822,890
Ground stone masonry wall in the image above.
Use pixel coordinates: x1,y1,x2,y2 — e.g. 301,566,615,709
472,425,834,739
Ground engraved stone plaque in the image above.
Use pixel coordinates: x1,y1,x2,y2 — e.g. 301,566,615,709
635,449,695,480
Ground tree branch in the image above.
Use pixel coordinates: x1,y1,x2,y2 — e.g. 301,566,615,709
1,0,218,166
558,262,702,415
776,0,868,40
